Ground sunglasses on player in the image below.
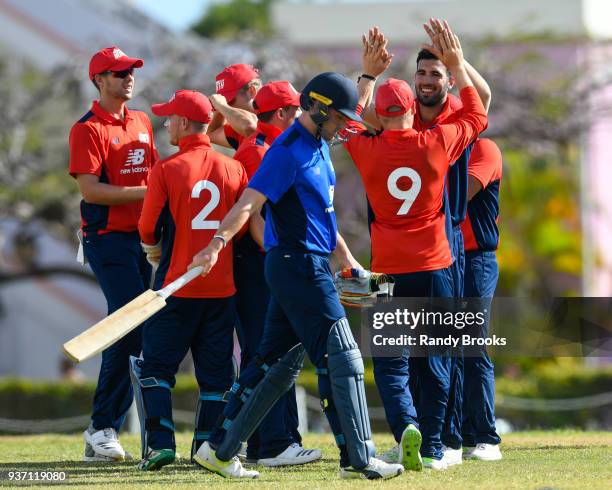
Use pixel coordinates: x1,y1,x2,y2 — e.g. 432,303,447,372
100,67,134,79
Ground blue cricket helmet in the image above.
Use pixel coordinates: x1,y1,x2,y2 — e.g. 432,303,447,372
300,72,362,123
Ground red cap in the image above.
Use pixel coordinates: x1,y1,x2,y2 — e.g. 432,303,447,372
88,46,143,80
375,78,415,117
151,90,214,123
215,64,260,102
254,81,301,114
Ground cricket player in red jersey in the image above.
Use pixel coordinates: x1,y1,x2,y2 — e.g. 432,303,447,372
208,64,261,151
412,20,492,466
233,81,321,466
69,46,157,462
343,24,487,470
460,138,503,461
136,90,248,471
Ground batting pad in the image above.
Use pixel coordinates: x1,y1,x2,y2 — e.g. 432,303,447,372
215,344,305,461
327,318,375,469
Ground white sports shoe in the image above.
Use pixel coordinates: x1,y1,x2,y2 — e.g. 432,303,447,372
83,427,125,461
379,445,399,464
258,443,322,467
83,442,116,462
422,457,448,470
194,441,259,479
465,443,502,461
340,457,404,480
441,445,463,466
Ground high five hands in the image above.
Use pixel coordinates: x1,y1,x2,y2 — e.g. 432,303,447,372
421,18,465,72
362,26,393,78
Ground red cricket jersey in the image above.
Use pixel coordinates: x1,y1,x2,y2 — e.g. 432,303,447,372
69,101,157,235
139,133,247,298
233,121,282,254
224,124,245,151
344,87,487,274
462,138,503,251
234,121,283,179
413,93,464,131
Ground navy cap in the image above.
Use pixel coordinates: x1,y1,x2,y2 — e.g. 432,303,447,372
300,72,362,123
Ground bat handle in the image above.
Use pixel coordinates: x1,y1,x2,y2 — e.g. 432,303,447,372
157,266,204,299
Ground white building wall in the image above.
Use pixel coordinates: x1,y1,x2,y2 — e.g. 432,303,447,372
273,0,612,46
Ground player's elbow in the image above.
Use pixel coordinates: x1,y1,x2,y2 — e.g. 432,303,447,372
80,186,101,204
240,117,257,137
482,92,492,113
474,113,488,134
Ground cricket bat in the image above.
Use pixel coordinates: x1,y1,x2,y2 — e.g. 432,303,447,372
63,266,204,363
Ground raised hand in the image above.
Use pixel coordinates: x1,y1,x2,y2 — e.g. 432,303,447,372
421,18,464,71
361,25,393,78
422,17,443,58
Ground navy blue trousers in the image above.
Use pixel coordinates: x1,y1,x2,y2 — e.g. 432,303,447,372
140,296,236,450
84,231,151,432
211,248,352,466
442,226,465,449
462,250,501,446
234,246,301,459
374,268,454,459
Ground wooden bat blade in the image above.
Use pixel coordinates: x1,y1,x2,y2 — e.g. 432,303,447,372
63,289,166,363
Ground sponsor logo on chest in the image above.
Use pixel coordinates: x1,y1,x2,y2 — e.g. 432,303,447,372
120,148,149,174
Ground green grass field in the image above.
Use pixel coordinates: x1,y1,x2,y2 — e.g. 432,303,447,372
0,431,610,489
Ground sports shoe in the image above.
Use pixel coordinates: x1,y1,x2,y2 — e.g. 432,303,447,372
138,448,175,471
83,442,116,462
83,427,125,461
340,457,404,480
194,441,259,478
441,445,462,466
379,445,399,464
400,424,423,471
465,443,502,461
258,443,322,467
422,457,448,470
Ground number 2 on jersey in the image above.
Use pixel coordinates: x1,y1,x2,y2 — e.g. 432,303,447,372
387,167,422,215
191,180,220,229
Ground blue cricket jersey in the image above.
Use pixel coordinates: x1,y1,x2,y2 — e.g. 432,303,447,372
248,120,338,255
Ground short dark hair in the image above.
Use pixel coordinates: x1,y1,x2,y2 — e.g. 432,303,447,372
254,104,295,123
416,49,440,66
256,109,276,123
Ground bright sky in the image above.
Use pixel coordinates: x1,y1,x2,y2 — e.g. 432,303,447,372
131,0,416,31
132,0,211,31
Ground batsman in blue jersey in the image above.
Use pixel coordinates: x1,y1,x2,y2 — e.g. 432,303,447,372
188,68,404,480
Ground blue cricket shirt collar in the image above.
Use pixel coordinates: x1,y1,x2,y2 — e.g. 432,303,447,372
293,119,325,149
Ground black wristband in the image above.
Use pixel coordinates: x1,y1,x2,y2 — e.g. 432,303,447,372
358,73,377,83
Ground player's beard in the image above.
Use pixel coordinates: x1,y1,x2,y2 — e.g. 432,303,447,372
416,89,446,107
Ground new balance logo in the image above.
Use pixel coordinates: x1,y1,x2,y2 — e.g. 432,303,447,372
216,79,225,92
113,48,127,59
125,148,145,165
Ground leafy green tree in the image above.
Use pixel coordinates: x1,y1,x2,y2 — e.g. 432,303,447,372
192,0,276,39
